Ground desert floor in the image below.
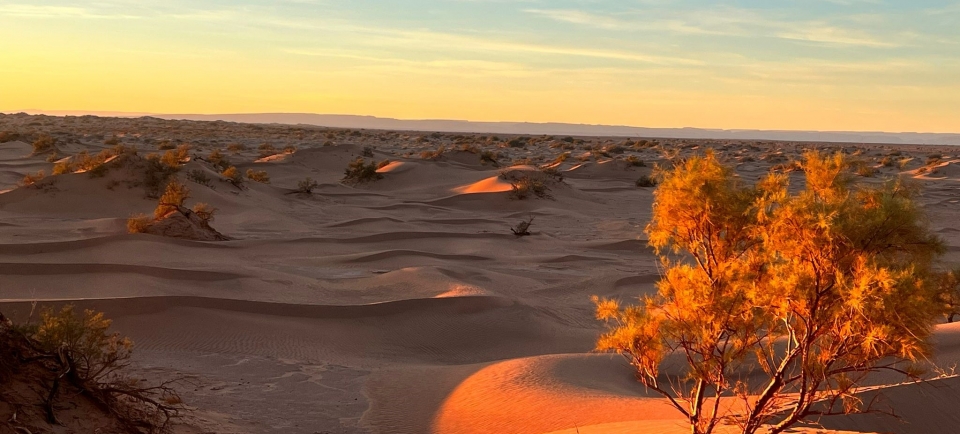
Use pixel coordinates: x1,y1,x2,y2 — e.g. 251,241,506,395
1,113,959,433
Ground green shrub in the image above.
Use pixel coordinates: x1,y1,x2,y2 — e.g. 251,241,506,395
343,157,384,183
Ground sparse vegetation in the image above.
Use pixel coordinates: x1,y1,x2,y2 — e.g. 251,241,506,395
635,174,657,187
127,213,152,233
154,179,190,219
18,170,45,187
296,177,319,194
343,157,384,183
511,217,534,236
221,166,244,188
31,134,56,155
0,306,181,431
246,169,270,183
186,169,212,186
420,145,446,160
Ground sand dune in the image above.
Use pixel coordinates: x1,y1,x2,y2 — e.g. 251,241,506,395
2,115,960,433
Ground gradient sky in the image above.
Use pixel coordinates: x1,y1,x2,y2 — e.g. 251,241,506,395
1,1,959,132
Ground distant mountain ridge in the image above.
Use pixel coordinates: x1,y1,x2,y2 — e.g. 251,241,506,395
152,113,958,146
12,111,960,145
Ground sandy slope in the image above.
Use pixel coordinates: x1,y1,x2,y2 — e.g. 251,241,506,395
1,114,959,433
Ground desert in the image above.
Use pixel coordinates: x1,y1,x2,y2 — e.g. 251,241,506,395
0,112,959,433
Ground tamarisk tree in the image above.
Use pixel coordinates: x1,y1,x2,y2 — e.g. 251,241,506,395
595,151,945,434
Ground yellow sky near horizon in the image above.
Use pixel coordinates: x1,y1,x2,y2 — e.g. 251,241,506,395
2,1,959,133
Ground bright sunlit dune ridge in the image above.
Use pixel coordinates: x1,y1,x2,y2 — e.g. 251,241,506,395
1,1,959,132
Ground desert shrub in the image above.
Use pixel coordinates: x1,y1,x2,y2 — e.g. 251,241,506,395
539,166,564,182
852,160,876,177
52,161,72,175
160,145,190,167
343,157,384,183
5,305,182,429
480,150,499,165
258,143,277,158
879,156,895,167
18,170,46,187
191,203,216,223
186,169,212,186
246,169,270,183
32,305,133,383
625,155,646,167
511,217,534,236
377,159,392,169
46,152,60,162
142,155,181,198
512,157,532,166
635,174,657,187
595,151,946,434
460,144,481,154
0,130,20,142
509,177,547,199
227,143,247,153
31,134,56,155
154,180,189,219
296,177,319,194
157,141,176,150
221,166,244,187
127,213,152,233
604,144,625,154
507,138,526,148
104,136,121,146
420,145,446,160
362,146,375,157
927,154,943,165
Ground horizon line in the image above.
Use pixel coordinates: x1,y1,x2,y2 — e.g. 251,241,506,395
4,109,960,138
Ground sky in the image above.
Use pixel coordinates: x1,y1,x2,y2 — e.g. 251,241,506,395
1,1,959,133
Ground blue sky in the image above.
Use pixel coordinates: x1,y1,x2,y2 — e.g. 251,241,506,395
1,0,958,131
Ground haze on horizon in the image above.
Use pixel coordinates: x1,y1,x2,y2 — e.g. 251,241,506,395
1,0,958,134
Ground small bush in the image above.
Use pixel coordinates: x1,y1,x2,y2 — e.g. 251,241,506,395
636,175,657,187
246,169,270,183
343,157,384,183
32,305,133,383
480,150,499,165
52,161,72,175
510,177,548,199
127,213,153,233
155,180,190,219
157,141,176,150
221,166,244,187
297,177,319,194
258,143,277,158
507,138,527,148
853,161,876,177
142,154,182,198
187,169,212,186
31,134,56,154
282,145,297,154
46,152,60,163
879,156,895,167
18,170,45,187
362,146,375,157
420,145,446,160
0,131,20,142
623,155,645,167
227,143,247,153
191,203,216,223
